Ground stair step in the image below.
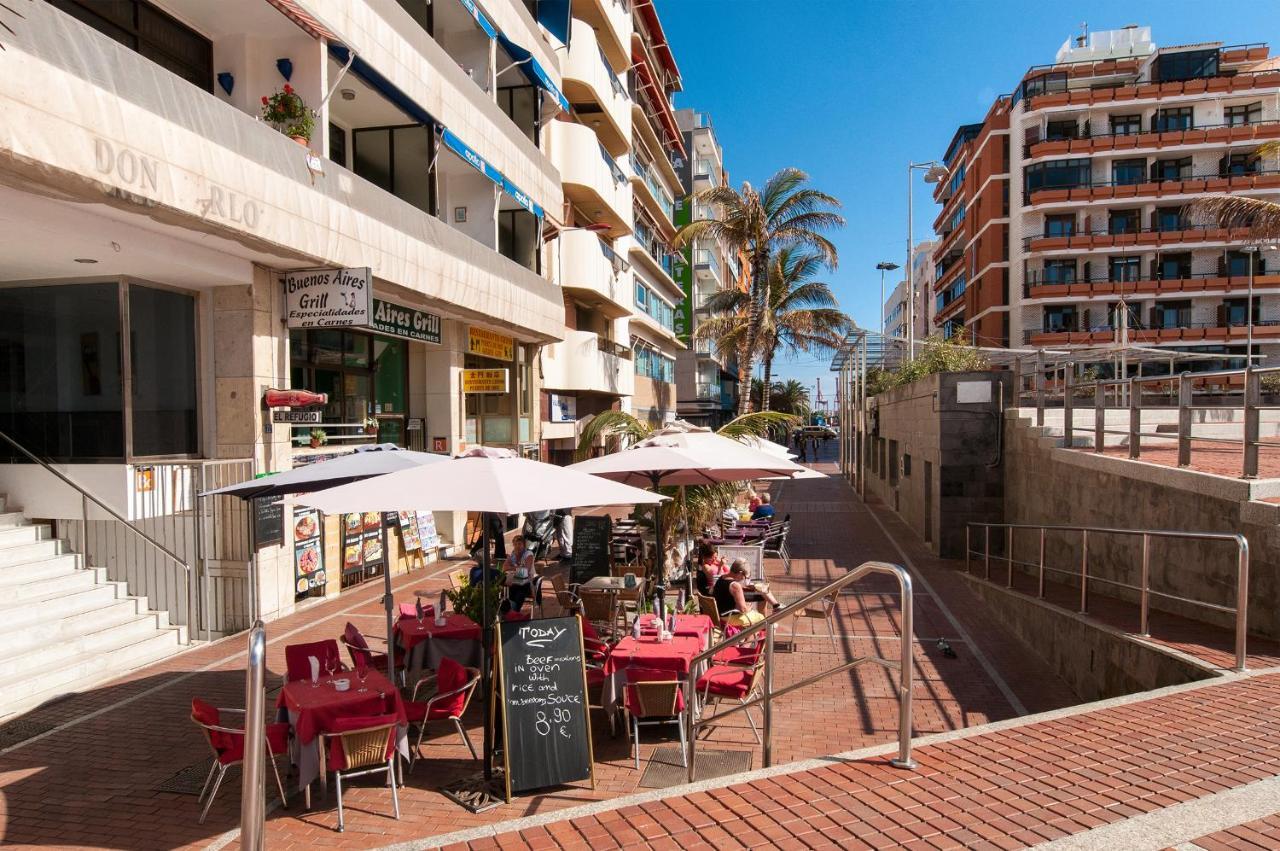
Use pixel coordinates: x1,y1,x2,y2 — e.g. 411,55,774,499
0,523,50,547
2,627,184,719
0,511,28,528
0,596,161,654
0,539,64,567
0,566,107,600
0,554,83,586
0,610,176,678
0,583,129,631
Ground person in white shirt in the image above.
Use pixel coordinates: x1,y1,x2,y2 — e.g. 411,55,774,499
503,535,537,611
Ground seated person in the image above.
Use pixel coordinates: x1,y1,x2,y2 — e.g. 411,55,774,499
750,492,776,521
720,503,739,527
712,561,779,629
747,489,761,513
694,542,728,596
469,561,503,587
502,534,537,612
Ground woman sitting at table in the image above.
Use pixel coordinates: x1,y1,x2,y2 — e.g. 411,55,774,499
502,534,537,613
750,492,776,521
694,542,728,596
713,561,779,628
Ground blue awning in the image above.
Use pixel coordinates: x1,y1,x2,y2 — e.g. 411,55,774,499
495,33,570,113
328,44,435,127
501,175,544,218
537,0,572,47
457,0,497,39
440,128,503,185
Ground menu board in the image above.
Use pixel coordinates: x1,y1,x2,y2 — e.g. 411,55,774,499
341,511,386,577
396,511,422,552
497,616,594,795
718,544,764,582
417,511,440,550
292,508,325,594
253,497,284,550
570,515,612,584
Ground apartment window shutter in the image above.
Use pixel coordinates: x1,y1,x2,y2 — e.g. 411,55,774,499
1216,303,1228,327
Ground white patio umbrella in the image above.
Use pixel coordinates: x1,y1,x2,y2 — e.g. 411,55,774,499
297,446,667,788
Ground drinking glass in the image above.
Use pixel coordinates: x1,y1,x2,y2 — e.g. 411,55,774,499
357,665,369,693
325,656,337,680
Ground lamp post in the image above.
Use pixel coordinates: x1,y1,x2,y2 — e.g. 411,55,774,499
907,161,950,357
1244,245,1260,363
876,261,900,341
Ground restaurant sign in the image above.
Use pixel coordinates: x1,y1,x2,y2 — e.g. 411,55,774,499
370,298,441,344
284,267,371,329
467,326,514,361
461,368,510,394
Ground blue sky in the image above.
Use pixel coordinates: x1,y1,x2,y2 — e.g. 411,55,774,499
657,0,1267,404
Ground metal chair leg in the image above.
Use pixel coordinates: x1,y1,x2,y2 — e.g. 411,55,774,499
827,611,839,655
389,759,400,820
742,699,761,744
632,714,640,770
198,763,228,824
196,759,218,805
453,718,478,759
268,748,289,809
335,772,344,833
677,714,688,768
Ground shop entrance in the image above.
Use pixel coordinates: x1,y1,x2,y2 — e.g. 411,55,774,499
290,329,408,447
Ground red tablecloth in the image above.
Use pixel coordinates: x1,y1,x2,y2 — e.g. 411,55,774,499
636,613,713,645
603,634,703,677
277,670,407,745
394,613,481,648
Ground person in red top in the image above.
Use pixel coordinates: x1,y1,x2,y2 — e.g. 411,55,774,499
695,541,728,597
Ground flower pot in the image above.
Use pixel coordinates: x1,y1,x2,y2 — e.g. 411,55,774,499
364,425,379,435
291,136,309,147
310,438,322,449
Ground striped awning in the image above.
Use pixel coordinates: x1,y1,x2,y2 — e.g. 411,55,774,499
262,0,337,41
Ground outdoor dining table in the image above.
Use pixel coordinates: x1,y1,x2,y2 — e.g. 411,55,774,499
635,613,714,648
394,613,482,682
601,633,705,722
277,668,409,796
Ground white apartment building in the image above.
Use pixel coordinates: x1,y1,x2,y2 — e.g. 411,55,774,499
912,239,938,341
0,0,571,655
883,279,909,341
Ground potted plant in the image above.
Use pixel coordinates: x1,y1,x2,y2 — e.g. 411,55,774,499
309,428,327,449
261,84,314,146
363,416,379,436
445,577,502,627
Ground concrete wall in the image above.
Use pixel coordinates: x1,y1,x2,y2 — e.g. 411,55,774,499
865,371,1011,557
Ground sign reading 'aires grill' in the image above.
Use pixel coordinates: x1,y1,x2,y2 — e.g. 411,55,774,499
284,268,371,329
371,298,441,344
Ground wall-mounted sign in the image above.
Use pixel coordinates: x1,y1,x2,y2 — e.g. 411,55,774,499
549,393,577,423
432,436,448,453
407,418,424,432
272,410,322,424
468,326,514,361
284,267,371,329
461,368,510,394
371,298,441,344
134,467,155,493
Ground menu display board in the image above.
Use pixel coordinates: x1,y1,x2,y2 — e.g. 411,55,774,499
253,497,284,550
496,616,594,796
341,511,386,577
570,515,612,584
292,508,325,594
718,544,764,582
417,511,440,550
396,511,422,552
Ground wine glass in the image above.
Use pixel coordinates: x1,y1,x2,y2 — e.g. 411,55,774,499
325,656,337,681
357,663,369,693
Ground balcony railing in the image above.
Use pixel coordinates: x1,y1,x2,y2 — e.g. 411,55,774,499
598,45,627,99
1020,66,1280,111
694,248,720,277
598,336,633,360
1023,223,1269,252
1026,118,1280,157
1026,166,1280,205
601,142,627,185
695,383,721,401
1026,268,1269,289
630,154,675,221
1023,319,1280,345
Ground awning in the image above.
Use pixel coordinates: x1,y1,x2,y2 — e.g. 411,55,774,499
441,128,503,185
536,0,572,47
457,0,498,38
496,33,570,113
327,44,434,126
501,174,544,218
262,0,337,40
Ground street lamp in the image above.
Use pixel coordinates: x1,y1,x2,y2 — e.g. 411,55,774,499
876,261,900,340
907,161,950,356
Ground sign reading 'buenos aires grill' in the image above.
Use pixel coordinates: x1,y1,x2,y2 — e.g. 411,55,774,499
284,267,371,328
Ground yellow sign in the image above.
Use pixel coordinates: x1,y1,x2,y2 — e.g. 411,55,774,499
461,368,510,394
134,467,155,493
468,326,514,361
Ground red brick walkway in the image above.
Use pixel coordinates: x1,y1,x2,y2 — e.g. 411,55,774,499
1180,813,1280,850
0,444,1077,849
1074,440,1280,479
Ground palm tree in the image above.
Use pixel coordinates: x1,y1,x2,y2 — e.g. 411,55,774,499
1185,141,1280,236
675,168,844,415
769,379,811,416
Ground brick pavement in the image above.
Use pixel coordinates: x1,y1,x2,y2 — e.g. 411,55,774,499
1179,812,1280,850
1073,440,1280,479
0,443,1078,849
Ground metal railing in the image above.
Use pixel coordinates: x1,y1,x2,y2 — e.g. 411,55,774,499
240,620,267,850
684,560,916,781
1023,222,1271,252
1026,118,1280,154
965,522,1249,671
1016,361,1280,478
1025,268,1271,289
0,427,201,643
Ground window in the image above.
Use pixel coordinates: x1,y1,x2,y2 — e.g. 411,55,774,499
1220,153,1261,177
1156,253,1192,280
1044,214,1076,238
1109,209,1141,234
292,329,408,445
1225,102,1263,127
48,0,213,91
498,209,540,273
1222,298,1260,326
1224,250,1262,277
1153,107,1194,133
1152,157,1192,182
496,85,538,145
1153,300,1192,329
1110,114,1142,136
328,122,347,168
1109,256,1142,282
1113,158,1146,186
1155,207,1185,232
1021,72,1067,100
352,124,437,217
1043,259,1077,284
1153,48,1219,83
1046,119,1080,141
1108,301,1141,330
1043,305,1077,332
1025,159,1091,194
948,164,966,197
635,282,648,310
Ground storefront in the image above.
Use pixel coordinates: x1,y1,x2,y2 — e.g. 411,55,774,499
463,325,536,455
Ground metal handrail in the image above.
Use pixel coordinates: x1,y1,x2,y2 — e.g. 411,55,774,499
240,620,267,850
965,522,1249,671
684,560,916,782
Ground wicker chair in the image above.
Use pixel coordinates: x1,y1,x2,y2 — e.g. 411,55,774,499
320,714,401,832
786,589,839,654
763,521,792,575
578,589,618,636
614,576,647,631
696,592,738,642
622,667,689,770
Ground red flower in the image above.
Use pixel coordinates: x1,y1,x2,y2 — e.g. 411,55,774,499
261,96,269,105
283,84,293,94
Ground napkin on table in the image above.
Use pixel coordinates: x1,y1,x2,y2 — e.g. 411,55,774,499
309,655,320,682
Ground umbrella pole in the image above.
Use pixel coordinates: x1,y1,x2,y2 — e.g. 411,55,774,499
650,472,663,591
383,559,395,687
480,512,493,785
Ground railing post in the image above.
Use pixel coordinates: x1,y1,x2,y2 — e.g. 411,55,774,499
1006,526,1014,588
1079,529,1089,614
890,569,916,770
1094,379,1105,453
1037,527,1046,598
81,494,89,567
1035,351,1045,427
965,525,971,574
1139,533,1151,637
686,663,698,783
241,620,266,851
1243,367,1260,479
1063,364,1075,447
1235,536,1249,673
1177,373,1192,468
762,621,775,767
1128,377,1142,460
983,526,991,580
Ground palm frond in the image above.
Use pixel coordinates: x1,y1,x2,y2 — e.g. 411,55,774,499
717,411,799,439
1184,194,1280,241
574,410,652,461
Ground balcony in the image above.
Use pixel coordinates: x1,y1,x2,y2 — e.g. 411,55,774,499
1024,224,1269,254
1023,67,1280,113
1025,168,1280,208
561,19,631,155
560,122,633,236
1025,271,1280,300
694,246,722,285
1025,321,1280,347
558,229,632,317
630,153,676,224
540,329,635,397
693,160,720,187
571,0,631,70
632,219,678,286
694,383,722,403
1026,119,1280,159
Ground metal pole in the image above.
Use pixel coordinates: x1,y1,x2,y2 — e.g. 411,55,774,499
1129,376,1142,460
965,525,971,574
480,514,493,786
890,568,916,770
1139,534,1151,637
686,659,698,782
1177,373,1192,468
879,268,886,340
1038,527,1046,598
1243,367,1260,479
1006,526,1014,588
762,621,775,767
1078,529,1089,614
1235,537,1249,672
906,165,914,358
1063,364,1075,447
1094,379,1104,453
240,620,266,851
1035,351,1046,427
983,526,991,580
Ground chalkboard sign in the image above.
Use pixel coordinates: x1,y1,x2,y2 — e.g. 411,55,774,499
496,616,595,796
253,497,284,550
570,515,612,584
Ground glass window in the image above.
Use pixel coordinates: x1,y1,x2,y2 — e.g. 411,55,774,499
352,125,436,217
1044,214,1076,237
1025,159,1091,194
498,209,540,273
1224,251,1261,277
1109,301,1141,329
1220,153,1260,177
1154,300,1192,329
1109,209,1141,234
1157,253,1192,279
1223,298,1259,326
496,85,538,145
1109,256,1142,282
1043,260,1077,284
1153,157,1192,181
1153,107,1194,133
1045,119,1079,141
1110,114,1142,136
1113,158,1146,186
291,329,407,445
1225,103,1263,127
1043,305,1078,332
128,285,197,456
1155,207,1186,232
1153,49,1218,83
328,122,347,168
635,283,648,309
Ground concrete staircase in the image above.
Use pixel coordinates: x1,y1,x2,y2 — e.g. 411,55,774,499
0,497,187,722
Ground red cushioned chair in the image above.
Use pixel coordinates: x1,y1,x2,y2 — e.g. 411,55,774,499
339,622,406,684
623,666,689,770
695,655,765,744
284,639,344,684
190,698,290,824
403,657,480,769
320,713,400,833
